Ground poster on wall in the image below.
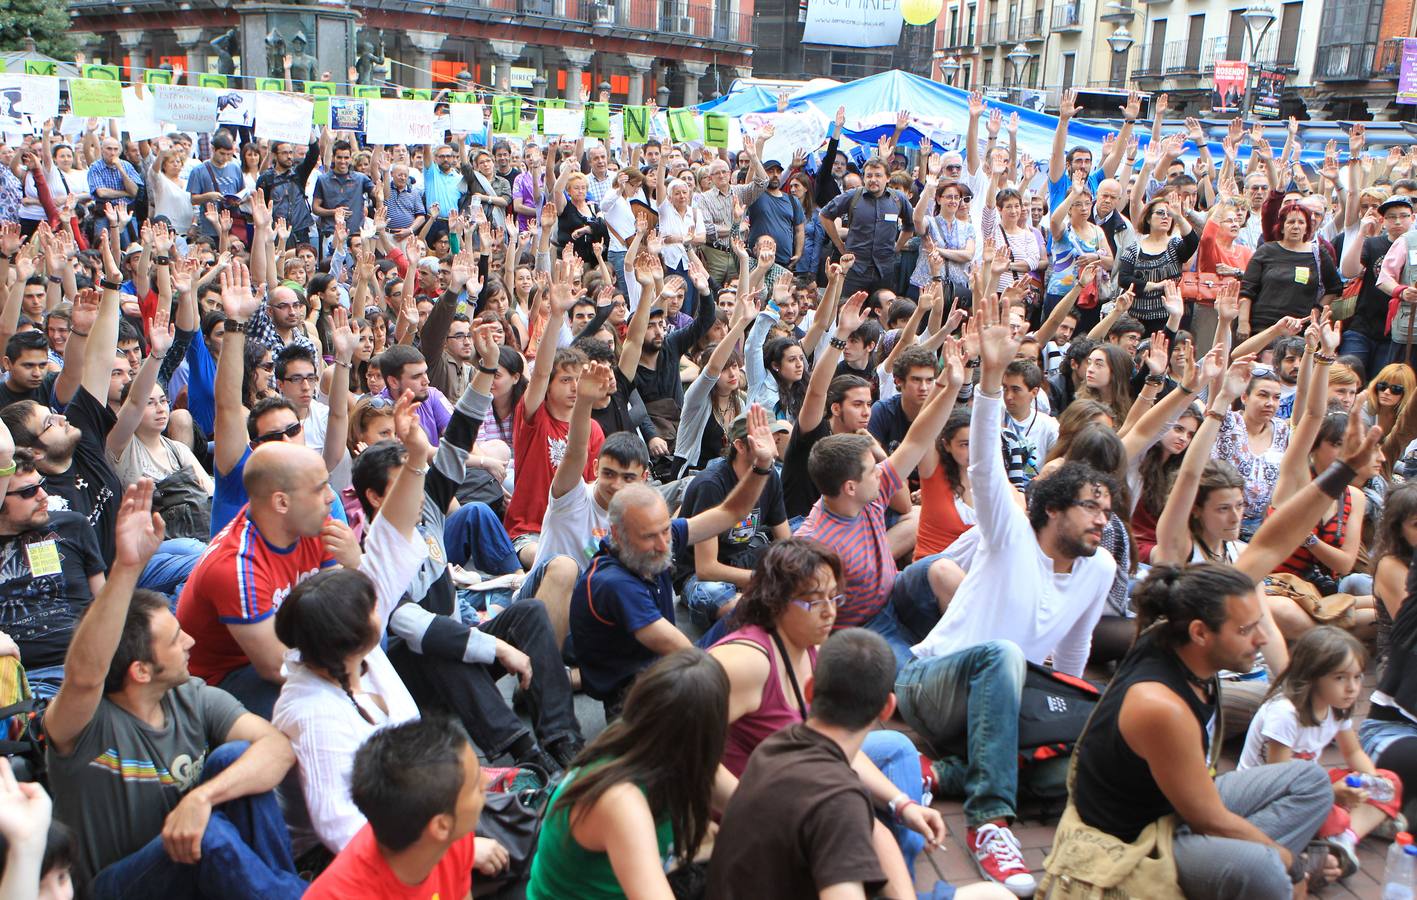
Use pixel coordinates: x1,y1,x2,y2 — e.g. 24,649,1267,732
1211,60,1248,114
1399,38,1417,105
1252,70,1285,117
802,0,903,48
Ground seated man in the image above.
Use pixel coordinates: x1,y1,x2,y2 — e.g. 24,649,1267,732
570,404,777,718
0,450,105,698
43,481,305,897
675,414,790,635
304,718,485,899
894,297,1120,896
177,443,361,718
796,340,965,669
352,331,582,776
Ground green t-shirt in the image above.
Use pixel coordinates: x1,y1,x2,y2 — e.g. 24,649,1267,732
527,766,675,900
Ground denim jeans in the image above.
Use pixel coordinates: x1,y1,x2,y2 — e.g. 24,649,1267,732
443,501,521,576
1359,715,1417,761
894,640,1027,827
683,576,737,632
388,598,581,758
861,729,926,878
217,665,280,720
91,741,307,900
139,538,207,604
607,249,628,297
1172,760,1331,900
1337,329,1377,373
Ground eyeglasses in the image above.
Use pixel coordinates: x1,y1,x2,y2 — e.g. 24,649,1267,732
281,373,319,386
253,421,303,444
944,164,963,171
789,595,845,614
6,482,42,499
1378,381,1407,396
271,300,306,313
36,414,61,435
447,331,473,341
1070,498,1112,518
1152,209,1172,217
145,395,169,409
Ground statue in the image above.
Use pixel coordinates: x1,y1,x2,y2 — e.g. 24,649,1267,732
287,31,319,87
209,28,238,76
265,29,286,80
354,28,387,85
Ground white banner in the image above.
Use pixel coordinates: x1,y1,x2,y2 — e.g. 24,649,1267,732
741,109,829,163
449,102,484,134
0,74,60,134
122,87,163,141
541,107,583,138
217,90,256,127
802,0,903,47
365,99,438,145
153,85,220,132
254,93,314,144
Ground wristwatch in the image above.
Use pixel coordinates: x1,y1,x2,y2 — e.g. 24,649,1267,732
751,463,774,476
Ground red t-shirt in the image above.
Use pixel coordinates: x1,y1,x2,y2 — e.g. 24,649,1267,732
503,400,602,540
175,505,336,684
304,823,477,900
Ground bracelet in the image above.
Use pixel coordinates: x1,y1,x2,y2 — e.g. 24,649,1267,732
1313,352,1336,365
333,359,352,370
1314,460,1358,500
406,463,430,476
46,275,61,285
1,252,14,263
226,319,249,329
100,278,122,290
1144,373,1166,386
154,256,171,266
69,328,89,338
829,336,848,350
1204,409,1225,423
751,463,774,476
476,363,499,375
1178,383,1196,395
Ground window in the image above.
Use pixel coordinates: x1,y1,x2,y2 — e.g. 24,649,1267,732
1185,14,1204,69
983,58,994,84
1226,9,1246,60
967,4,976,42
1148,18,1166,69
1062,52,1075,89
1276,1,1301,65
949,7,960,44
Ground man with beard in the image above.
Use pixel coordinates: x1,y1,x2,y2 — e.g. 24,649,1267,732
256,137,322,246
246,284,317,355
0,449,105,698
892,295,1117,897
378,344,451,446
1268,334,1305,421
747,159,805,272
569,404,779,719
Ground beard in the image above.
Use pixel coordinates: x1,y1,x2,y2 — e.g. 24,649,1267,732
768,175,781,190
1058,526,1102,560
615,540,673,580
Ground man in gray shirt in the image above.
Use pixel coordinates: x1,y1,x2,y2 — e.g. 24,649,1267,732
820,157,914,295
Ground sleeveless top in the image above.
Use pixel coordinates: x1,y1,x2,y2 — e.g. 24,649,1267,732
915,464,973,560
713,624,817,777
527,765,675,900
1274,486,1352,576
1073,631,1218,843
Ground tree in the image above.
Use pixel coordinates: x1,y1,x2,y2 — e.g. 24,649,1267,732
0,1,76,61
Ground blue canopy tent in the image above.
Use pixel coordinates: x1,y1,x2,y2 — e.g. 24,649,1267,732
694,86,778,116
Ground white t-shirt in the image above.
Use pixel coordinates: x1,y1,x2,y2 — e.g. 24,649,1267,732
303,398,352,493
1238,694,1349,770
531,480,609,573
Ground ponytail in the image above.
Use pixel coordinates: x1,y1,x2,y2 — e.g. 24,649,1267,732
273,569,381,725
1133,562,1256,651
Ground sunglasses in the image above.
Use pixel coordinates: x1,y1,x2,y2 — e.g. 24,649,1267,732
1377,381,1407,396
366,396,395,409
6,482,42,499
253,421,303,444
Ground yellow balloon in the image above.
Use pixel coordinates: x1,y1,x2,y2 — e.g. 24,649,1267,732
901,0,942,25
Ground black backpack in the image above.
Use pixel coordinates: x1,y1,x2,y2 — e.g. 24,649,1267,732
1014,662,1102,819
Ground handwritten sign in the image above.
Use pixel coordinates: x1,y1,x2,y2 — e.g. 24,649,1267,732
69,78,125,118
365,99,438,144
254,92,314,144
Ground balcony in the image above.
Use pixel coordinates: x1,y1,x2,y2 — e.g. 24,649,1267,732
1052,3,1082,31
563,0,752,42
1099,0,1133,21
1377,38,1405,79
983,16,1005,44
1161,38,1206,74
1314,42,1379,82
1131,43,1165,77
1011,10,1045,40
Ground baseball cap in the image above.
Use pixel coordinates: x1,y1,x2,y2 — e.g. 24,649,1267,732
1379,195,1414,215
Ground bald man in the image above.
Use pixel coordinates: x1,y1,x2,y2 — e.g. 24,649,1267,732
569,406,780,718
176,443,363,718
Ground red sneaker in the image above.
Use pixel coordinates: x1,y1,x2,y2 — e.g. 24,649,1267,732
967,823,1036,897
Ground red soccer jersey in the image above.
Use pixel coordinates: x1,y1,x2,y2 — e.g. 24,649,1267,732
503,400,602,540
175,505,335,684
304,824,477,900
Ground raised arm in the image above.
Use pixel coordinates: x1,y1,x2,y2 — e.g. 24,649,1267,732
213,261,262,476
78,238,123,405
798,288,864,434
105,305,173,459
523,278,576,416
886,336,964,476
684,404,775,544
551,360,614,501
1049,89,1080,193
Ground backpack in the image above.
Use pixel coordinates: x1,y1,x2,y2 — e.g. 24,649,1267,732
0,656,47,784
1015,662,1102,818
1391,231,1417,344
474,763,557,899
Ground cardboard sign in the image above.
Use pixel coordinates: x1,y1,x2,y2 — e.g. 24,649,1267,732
491,95,520,134
622,105,651,144
541,106,583,137
143,70,174,86
583,101,609,138
666,108,701,142
703,112,731,148
449,101,484,134
353,85,382,99
121,86,162,140
253,92,314,144
255,78,285,92
403,88,433,101
152,84,220,132
82,64,121,81
305,81,336,126
0,74,60,133
328,97,367,133
69,78,124,118
24,61,55,77
196,73,229,89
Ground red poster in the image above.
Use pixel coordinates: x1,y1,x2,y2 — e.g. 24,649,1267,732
1212,60,1248,114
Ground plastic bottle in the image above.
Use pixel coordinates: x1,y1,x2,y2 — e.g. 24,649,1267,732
1384,834,1417,900
1349,773,1398,803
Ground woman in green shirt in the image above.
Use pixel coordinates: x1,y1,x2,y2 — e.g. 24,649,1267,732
528,648,728,899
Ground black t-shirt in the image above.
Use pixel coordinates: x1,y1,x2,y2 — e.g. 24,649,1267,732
782,420,830,521
1355,234,1398,341
0,510,105,668
43,387,121,565
0,371,57,410
834,359,879,400
706,723,886,900
674,457,786,583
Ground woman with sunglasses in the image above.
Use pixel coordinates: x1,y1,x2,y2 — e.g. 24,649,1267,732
1117,194,1199,336
910,172,975,305
707,538,947,881
1363,364,1417,481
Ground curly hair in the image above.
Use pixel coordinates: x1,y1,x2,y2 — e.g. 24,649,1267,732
733,538,843,632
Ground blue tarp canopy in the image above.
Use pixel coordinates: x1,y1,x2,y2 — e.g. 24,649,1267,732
694,86,778,117
718,69,1346,168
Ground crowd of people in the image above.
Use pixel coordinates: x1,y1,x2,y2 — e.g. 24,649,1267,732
2,81,1417,899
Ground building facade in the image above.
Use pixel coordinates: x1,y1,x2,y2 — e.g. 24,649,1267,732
67,0,754,106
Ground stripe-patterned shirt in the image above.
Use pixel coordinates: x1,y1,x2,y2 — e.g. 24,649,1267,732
175,505,337,684
796,460,905,629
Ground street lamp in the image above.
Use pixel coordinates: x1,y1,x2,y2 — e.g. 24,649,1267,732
1240,2,1276,117
1107,26,1134,88
941,54,961,85
1007,43,1032,92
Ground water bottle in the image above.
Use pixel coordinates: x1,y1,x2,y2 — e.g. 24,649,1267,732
1384,833,1416,900
1348,773,1398,803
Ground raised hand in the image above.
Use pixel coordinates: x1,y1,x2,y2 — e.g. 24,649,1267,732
742,403,777,468
0,756,51,858
321,518,362,571
1161,279,1184,320
1059,88,1081,121
977,289,1021,377
115,480,166,570
149,303,175,358
331,306,360,363
581,360,615,407
1145,331,1170,377
220,260,262,321
836,290,868,335
968,91,985,118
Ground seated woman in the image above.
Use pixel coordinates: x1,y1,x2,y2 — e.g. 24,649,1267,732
527,649,726,900
1372,484,1417,675
708,538,944,879
914,410,975,560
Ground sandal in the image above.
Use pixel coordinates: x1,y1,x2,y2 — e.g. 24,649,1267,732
1296,840,1339,893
